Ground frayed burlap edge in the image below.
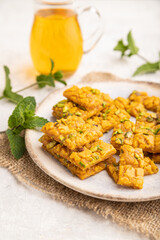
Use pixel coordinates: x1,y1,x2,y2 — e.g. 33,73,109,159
0,132,160,240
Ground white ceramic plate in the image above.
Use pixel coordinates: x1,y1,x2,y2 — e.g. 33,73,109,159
25,72,160,202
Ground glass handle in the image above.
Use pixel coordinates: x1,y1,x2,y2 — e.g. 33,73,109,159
77,6,103,54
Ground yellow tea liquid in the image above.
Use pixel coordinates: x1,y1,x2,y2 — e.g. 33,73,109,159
30,8,83,74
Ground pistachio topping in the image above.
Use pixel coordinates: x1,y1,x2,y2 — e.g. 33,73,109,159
90,88,100,95
132,90,137,94
63,105,69,113
105,109,111,114
97,145,103,151
125,131,132,138
75,112,82,116
56,103,65,108
90,88,96,94
90,145,103,152
59,135,65,141
139,112,144,116
115,109,121,115
113,129,123,136
79,106,86,111
46,141,56,149
134,153,141,161
102,113,107,120
154,128,160,135
93,155,99,160
115,138,123,145
120,118,129,123
140,126,154,133
146,116,154,122
90,146,98,152
79,161,86,168
102,101,107,107
68,133,76,139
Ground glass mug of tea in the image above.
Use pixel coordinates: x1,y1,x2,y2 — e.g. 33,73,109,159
30,0,102,74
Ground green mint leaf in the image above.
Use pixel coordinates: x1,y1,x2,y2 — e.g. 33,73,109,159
8,96,36,128
79,161,86,168
55,78,67,86
36,59,55,88
154,128,160,135
6,129,26,160
22,116,48,129
54,71,67,86
50,59,54,74
133,62,160,76
0,66,23,104
114,40,128,57
53,71,63,80
114,31,139,58
36,59,66,88
127,31,139,56
36,75,55,88
12,126,25,135
3,66,11,92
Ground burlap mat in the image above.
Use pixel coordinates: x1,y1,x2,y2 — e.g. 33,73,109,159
0,132,160,240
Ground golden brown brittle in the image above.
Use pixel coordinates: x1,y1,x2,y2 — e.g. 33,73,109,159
40,134,116,170
111,120,135,150
41,116,103,150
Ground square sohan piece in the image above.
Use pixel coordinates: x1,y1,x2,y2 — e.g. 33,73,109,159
63,86,104,111
117,145,144,189
117,165,144,189
40,135,116,170
41,116,103,150
111,120,134,151
43,148,108,180
52,92,113,121
88,105,130,133
119,145,145,168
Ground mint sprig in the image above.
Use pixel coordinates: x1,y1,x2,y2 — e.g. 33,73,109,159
114,40,128,57
6,96,49,159
0,59,67,104
133,62,160,76
114,31,160,76
114,31,139,57
36,59,66,88
0,66,23,104
127,31,139,56
8,97,36,129
6,129,26,160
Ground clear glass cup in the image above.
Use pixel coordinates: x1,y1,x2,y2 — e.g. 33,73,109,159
30,0,102,74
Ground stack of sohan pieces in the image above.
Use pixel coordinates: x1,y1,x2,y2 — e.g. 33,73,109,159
40,86,160,189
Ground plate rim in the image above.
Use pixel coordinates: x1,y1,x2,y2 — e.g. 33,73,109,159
25,72,160,202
